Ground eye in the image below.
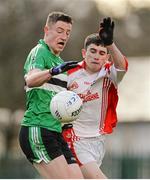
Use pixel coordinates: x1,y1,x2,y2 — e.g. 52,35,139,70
99,51,106,55
90,48,96,53
66,30,71,36
57,28,63,33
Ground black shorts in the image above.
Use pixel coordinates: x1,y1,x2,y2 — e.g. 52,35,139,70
19,126,77,164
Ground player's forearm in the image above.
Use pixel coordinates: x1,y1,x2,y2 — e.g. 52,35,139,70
107,43,126,70
25,61,78,88
25,69,52,87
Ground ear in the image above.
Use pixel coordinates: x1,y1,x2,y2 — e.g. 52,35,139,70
106,54,111,61
108,54,114,62
44,26,49,35
81,49,86,59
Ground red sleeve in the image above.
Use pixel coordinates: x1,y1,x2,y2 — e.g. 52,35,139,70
67,61,85,75
124,56,128,71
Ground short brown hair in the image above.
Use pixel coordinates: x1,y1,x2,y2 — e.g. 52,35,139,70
46,11,73,26
84,33,104,49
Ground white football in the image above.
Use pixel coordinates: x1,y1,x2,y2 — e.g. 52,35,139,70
50,91,83,123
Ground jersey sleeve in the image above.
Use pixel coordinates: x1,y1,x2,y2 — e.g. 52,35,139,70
30,53,45,70
108,56,128,85
110,63,127,85
24,48,46,75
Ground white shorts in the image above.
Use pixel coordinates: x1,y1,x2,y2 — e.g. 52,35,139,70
73,135,105,166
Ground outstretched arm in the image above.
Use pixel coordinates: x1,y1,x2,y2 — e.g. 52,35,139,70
99,17,127,70
107,43,127,70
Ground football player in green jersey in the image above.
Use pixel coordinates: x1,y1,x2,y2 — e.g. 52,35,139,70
19,11,83,179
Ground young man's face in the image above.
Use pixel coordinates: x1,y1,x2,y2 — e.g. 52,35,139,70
44,21,72,55
82,44,109,73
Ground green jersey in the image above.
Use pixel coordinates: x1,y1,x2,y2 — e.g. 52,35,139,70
21,39,67,132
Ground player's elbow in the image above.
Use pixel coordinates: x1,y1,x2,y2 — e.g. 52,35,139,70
26,78,45,88
25,78,35,88
25,76,39,87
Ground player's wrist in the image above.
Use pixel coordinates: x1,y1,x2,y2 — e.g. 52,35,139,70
104,40,113,46
49,67,60,76
49,68,52,75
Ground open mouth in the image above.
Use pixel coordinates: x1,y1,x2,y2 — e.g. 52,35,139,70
58,42,65,46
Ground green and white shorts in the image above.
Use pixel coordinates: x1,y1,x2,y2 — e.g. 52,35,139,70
19,126,77,164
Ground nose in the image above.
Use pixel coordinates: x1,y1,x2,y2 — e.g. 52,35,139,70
61,32,68,41
94,57,99,61
94,52,101,61
94,55,100,61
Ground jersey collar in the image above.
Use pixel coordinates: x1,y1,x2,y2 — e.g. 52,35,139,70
38,39,50,50
38,39,60,58
80,60,113,80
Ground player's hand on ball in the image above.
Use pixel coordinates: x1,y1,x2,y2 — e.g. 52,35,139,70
99,17,114,46
50,61,78,76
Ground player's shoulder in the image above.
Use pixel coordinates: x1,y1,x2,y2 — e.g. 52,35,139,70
104,61,113,71
67,61,85,75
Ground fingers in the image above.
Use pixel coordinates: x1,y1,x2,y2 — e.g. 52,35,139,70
100,22,104,28
100,17,114,29
67,61,78,69
104,17,109,28
64,62,78,72
51,61,78,75
99,17,114,46
66,64,78,71
69,64,78,68
66,61,78,65
111,21,115,29
63,61,78,71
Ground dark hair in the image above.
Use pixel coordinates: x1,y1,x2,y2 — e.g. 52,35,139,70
46,11,73,26
84,33,104,49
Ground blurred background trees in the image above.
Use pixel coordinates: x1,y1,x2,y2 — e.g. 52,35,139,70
0,0,150,110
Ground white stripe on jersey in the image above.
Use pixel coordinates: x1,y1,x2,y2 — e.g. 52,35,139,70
25,73,67,93
25,82,67,93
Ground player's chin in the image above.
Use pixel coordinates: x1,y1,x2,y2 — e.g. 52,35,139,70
58,44,66,51
91,64,101,71
54,47,64,54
